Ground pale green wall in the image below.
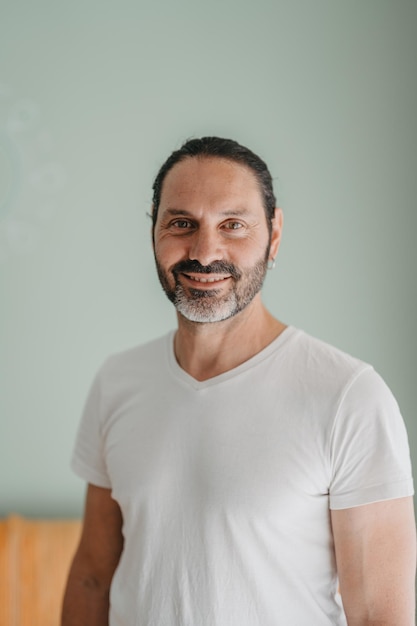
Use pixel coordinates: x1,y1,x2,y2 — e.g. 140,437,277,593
1,0,416,517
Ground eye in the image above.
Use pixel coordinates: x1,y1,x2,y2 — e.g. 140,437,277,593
171,219,193,229
223,221,243,230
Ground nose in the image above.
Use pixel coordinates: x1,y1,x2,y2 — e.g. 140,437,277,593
188,227,224,267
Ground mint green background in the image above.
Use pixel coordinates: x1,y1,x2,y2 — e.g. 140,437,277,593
1,1,416,518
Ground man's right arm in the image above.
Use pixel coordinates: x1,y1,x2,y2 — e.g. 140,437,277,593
61,484,124,626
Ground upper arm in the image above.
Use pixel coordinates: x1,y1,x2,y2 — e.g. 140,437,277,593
72,483,124,587
331,496,416,625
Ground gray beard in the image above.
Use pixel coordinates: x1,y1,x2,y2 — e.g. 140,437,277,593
155,257,268,324
175,284,241,323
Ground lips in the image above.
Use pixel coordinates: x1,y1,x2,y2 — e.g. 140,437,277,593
183,273,230,284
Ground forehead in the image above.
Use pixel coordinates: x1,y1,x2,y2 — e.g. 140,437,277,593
159,157,263,210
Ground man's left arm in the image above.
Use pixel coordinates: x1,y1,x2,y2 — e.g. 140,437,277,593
331,496,416,625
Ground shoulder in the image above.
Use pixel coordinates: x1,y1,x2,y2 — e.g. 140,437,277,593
286,327,371,390
291,331,402,415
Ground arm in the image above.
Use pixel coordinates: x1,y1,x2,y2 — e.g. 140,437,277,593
61,484,124,626
331,496,416,625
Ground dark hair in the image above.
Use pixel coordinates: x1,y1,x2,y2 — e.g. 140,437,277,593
151,136,277,233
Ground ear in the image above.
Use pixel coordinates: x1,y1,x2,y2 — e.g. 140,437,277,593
269,207,283,261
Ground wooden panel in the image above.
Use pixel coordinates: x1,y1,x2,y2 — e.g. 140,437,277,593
0,515,81,626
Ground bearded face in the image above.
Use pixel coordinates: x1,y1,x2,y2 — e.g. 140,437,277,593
155,255,269,323
153,157,280,325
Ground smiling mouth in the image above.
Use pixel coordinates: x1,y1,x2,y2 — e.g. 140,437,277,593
182,273,231,284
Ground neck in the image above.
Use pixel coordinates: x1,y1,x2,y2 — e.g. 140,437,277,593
173,296,286,381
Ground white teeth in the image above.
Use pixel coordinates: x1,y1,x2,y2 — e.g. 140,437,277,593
186,275,228,283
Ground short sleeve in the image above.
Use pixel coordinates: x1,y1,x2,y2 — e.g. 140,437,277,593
71,365,112,489
329,367,414,510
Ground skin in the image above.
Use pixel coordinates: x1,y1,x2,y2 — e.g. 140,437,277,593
332,498,416,624
61,484,123,625
62,156,416,625
153,156,285,381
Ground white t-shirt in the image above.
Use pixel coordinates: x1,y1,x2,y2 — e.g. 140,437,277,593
72,326,414,625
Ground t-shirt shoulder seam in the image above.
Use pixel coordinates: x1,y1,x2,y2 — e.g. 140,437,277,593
327,363,374,469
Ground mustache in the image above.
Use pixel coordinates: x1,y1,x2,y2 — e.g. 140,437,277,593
172,259,242,280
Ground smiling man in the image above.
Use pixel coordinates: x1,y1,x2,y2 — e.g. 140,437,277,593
62,137,416,626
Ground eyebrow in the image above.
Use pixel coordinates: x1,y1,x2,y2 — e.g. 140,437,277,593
163,207,250,217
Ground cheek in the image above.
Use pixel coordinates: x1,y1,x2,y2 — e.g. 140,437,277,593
232,238,269,264
154,238,186,266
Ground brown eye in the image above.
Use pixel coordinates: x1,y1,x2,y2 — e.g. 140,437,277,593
172,220,192,229
225,221,243,230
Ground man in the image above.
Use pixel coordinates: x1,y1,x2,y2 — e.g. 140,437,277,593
62,137,416,625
